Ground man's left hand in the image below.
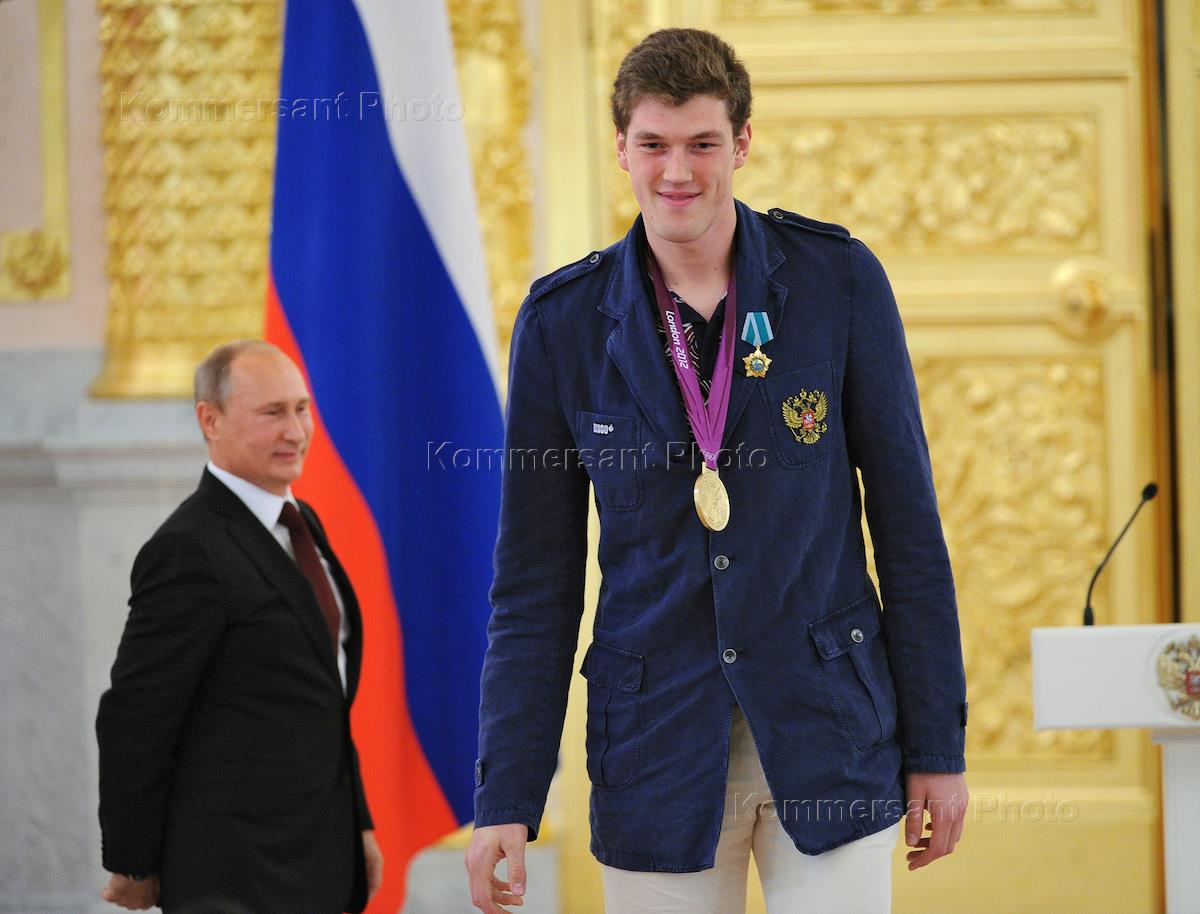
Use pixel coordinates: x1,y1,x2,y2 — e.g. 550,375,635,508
904,772,967,871
100,873,159,909
363,830,384,901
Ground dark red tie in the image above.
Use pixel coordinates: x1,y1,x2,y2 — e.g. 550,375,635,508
279,502,341,651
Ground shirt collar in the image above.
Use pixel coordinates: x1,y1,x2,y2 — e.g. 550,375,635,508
206,461,296,531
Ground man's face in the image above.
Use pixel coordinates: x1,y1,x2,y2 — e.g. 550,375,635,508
617,93,750,248
198,348,314,495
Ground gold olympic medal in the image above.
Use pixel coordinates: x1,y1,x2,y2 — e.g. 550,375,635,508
693,465,730,531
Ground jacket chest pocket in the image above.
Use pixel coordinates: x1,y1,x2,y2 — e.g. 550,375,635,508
579,640,645,788
809,592,898,752
760,360,837,469
575,411,643,510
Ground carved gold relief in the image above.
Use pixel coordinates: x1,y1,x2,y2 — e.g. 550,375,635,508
91,0,281,397
0,0,70,301
722,0,1093,14
913,355,1112,759
448,0,533,350
738,115,1098,255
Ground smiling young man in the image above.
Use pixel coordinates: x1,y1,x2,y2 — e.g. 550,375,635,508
467,29,968,914
96,340,382,913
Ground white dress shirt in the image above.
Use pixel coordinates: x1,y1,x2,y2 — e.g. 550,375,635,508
207,461,349,691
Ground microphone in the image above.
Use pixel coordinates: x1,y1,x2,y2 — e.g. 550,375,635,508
1083,482,1157,625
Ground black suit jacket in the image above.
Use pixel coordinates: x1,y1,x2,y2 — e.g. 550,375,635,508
97,469,373,914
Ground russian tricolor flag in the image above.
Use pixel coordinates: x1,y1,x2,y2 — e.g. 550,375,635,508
267,2,503,909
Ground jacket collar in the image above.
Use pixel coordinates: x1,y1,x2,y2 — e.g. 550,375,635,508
598,199,787,452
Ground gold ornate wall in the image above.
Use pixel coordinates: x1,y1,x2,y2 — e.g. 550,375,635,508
90,0,281,397
90,0,532,396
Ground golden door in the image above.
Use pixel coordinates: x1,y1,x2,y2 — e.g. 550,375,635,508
537,0,1172,911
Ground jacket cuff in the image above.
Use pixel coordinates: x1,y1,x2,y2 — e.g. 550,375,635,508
903,753,966,774
473,806,542,842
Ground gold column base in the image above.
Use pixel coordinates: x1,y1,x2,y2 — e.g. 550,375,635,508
90,340,212,400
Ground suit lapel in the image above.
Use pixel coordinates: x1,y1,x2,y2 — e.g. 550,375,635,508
600,201,788,454
198,471,342,689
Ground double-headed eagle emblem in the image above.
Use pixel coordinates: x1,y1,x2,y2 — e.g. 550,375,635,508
1156,635,1200,721
782,389,828,445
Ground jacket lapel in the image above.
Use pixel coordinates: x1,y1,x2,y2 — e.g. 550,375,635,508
723,200,787,449
598,219,691,448
599,201,788,454
197,470,342,689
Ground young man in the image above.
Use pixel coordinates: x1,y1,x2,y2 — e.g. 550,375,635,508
96,341,382,912
467,29,967,914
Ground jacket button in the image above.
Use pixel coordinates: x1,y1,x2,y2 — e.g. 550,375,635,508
588,252,600,264
771,208,784,221
850,628,864,643
722,648,737,664
713,554,730,570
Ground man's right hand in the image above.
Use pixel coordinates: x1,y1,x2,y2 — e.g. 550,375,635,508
100,873,160,910
465,823,528,913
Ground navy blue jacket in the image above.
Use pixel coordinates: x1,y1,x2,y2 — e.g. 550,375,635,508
474,200,967,872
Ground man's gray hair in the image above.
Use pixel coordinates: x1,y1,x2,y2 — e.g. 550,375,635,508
193,339,280,409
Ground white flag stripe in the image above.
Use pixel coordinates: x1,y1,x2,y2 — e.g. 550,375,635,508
351,0,501,395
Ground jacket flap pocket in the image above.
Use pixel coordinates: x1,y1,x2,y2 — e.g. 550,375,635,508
808,593,882,660
579,640,644,692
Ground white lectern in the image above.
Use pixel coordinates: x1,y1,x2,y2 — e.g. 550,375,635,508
1032,624,1200,914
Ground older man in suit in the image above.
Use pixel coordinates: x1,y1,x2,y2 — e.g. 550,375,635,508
96,340,383,912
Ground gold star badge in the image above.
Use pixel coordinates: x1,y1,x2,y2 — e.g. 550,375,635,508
743,346,771,378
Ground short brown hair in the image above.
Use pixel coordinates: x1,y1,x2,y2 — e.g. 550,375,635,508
193,339,278,409
611,29,752,136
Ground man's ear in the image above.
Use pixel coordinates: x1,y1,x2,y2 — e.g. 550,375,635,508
734,121,752,169
196,401,220,443
616,130,630,173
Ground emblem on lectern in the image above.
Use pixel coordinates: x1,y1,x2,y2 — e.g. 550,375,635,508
1156,635,1200,721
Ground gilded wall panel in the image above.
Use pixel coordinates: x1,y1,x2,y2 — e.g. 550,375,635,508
609,113,1098,256
92,0,281,396
720,0,1093,15
448,0,533,349
0,0,70,301
914,355,1111,759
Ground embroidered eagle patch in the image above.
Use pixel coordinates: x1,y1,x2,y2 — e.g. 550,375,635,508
782,390,828,445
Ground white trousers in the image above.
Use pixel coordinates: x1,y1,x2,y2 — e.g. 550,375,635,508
601,705,899,914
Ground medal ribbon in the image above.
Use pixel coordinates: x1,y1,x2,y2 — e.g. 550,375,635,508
648,255,738,470
741,311,773,347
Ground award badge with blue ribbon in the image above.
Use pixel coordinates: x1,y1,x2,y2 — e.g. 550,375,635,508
741,312,774,378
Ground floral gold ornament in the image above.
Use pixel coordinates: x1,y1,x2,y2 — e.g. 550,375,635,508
1156,635,1200,721
782,390,828,444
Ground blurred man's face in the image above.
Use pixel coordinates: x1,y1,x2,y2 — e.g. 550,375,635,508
616,93,750,250
198,349,314,495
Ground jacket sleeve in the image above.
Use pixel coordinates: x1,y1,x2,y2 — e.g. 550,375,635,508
842,238,968,774
473,300,591,839
352,742,373,829
95,530,230,874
